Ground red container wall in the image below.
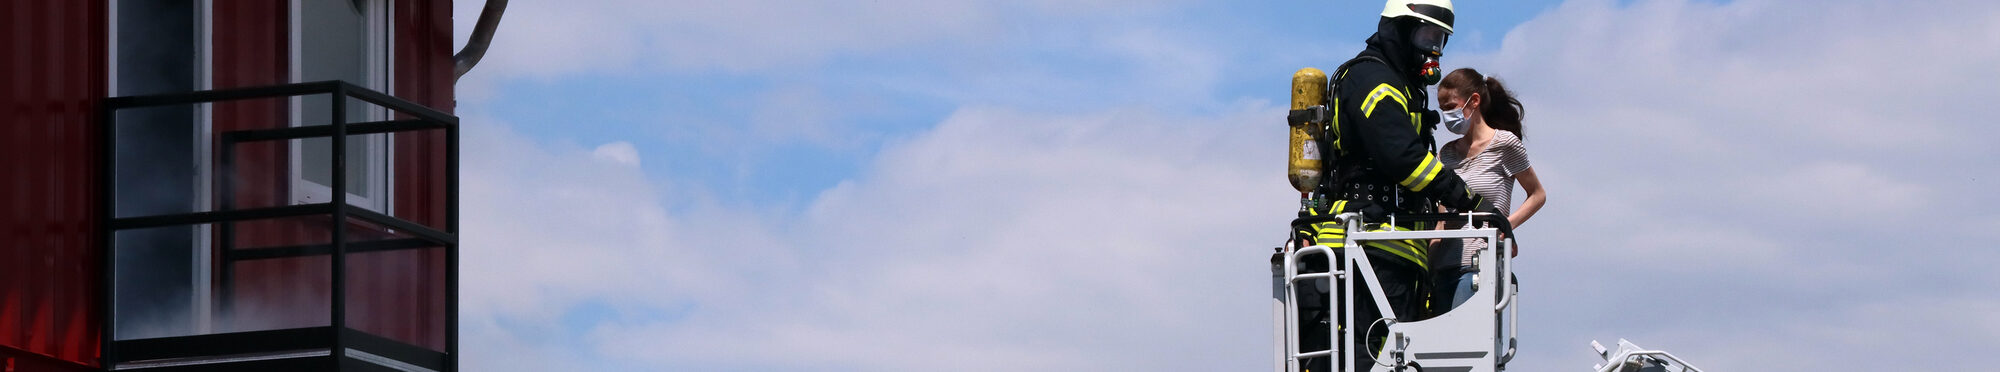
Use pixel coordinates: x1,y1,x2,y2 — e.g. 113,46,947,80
370,0,453,351
209,0,452,351
210,0,328,335
0,0,107,371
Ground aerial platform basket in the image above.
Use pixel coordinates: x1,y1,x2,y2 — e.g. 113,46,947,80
1272,212,1517,372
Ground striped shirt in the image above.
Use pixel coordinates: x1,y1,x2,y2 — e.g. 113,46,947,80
1439,130,1531,268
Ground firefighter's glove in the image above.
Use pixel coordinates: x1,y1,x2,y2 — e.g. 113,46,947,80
1296,209,1328,247
1298,206,1330,245
1441,188,1487,212
1299,204,1342,246
1456,192,1506,225
1474,200,1504,216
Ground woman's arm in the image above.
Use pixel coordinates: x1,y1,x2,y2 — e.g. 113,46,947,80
1508,167,1546,229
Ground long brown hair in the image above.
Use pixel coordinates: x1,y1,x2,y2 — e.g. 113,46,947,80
1438,68,1525,140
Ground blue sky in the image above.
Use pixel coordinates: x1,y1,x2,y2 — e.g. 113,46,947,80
450,0,2000,370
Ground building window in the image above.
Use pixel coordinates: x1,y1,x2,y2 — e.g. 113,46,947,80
291,0,391,211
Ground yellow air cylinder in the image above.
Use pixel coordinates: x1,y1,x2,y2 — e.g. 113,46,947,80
1288,67,1328,193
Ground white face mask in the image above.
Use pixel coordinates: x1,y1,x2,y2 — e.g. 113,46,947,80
1441,107,1469,135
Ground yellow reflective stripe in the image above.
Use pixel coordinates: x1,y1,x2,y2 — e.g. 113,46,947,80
1317,234,1345,247
1363,240,1428,271
1410,154,1446,192
1359,84,1408,119
1362,224,1428,270
1399,153,1437,188
1316,229,1344,242
1398,239,1427,258
1330,98,1343,152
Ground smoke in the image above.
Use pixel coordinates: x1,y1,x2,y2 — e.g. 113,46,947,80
115,222,442,347
109,0,200,341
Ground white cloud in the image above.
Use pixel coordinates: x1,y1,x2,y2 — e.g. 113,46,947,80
589,141,641,166
458,115,820,370
456,118,812,321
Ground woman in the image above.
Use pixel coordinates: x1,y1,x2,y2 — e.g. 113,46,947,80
1431,68,1546,309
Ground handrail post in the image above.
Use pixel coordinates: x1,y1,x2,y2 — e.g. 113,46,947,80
329,83,350,367
1339,213,1360,372
1281,237,1298,371
99,95,119,369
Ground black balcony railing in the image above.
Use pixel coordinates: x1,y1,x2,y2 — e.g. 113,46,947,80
100,81,458,372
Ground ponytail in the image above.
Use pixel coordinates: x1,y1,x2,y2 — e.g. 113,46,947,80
1439,68,1526,140
1480,76,1524,140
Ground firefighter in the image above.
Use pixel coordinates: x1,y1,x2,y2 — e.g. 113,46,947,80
1300,0,1499,369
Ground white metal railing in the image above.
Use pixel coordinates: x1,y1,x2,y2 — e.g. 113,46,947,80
1276,212,1519,372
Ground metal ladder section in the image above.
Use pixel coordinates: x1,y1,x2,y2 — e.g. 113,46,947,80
1592,339,1705,372
1275,212,1520,372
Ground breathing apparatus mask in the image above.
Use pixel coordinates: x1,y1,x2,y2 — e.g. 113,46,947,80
1411,22,1448,85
